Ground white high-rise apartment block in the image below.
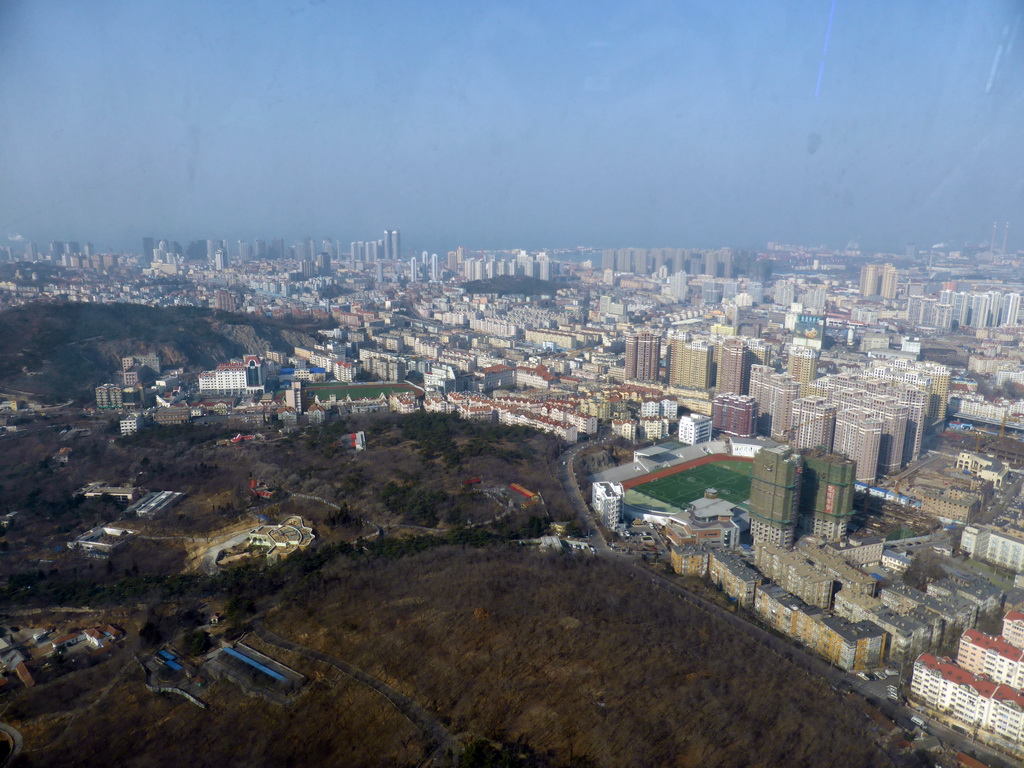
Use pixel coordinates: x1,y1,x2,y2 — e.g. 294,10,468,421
592,482,625,531
678,414,712,445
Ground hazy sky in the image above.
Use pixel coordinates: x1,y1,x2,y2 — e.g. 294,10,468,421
1,0,1022,254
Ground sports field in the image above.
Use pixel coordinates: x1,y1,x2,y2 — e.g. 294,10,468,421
633,460,751,507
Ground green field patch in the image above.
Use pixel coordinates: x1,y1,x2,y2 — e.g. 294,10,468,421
634,462,751,507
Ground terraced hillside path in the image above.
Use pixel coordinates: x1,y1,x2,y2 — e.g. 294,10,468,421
251,621,459,763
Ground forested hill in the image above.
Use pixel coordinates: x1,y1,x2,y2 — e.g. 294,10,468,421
0,303,317,402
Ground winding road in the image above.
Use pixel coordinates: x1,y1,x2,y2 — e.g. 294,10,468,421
198,530,252,575
0,722,22,767
251,621,459,762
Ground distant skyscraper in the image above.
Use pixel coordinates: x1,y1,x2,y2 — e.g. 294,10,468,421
409,256,419,282
141,237,155,265
430,253,439,281
859,264,880,296
315,251,331,276
666,271,688,301
385,229,400,262
1002,293,1021,326
214,249,228,271
625,331,661,382
879,264,898,299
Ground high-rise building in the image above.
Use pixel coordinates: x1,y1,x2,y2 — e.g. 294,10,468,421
834,408,883,483
592,481,625,531
666,271,688,301
799,451,856,541
1002,293,1021,326
746,338,773,368
879,264,898,299
749,365,800,440
712,394,757,437
790,396,837,451
141,237,155,266
668,335,714,389
749,446,803,547
677,414,712,445
386,229,401,262
315,251,331,276
788,346,820,393
864,394,909,476
717,337,751,395
625,331,661,382
859,264,880,296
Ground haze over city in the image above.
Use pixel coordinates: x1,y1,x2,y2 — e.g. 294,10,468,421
2,0,1022,253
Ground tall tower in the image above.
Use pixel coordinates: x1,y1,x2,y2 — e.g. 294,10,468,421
749,446,803,547
858,264,879,296
834,408,882,483
788,346,820,394
669,336,713,389
790,396,836,450
625,331,661,382
717,337,750,395
879,264,898,300
389,229,401,262
141,237,155,266
712,393,757,437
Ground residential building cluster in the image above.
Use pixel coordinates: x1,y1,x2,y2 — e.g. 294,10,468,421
911,611,1024,754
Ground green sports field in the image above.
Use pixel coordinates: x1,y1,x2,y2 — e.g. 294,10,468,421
633,461,752,507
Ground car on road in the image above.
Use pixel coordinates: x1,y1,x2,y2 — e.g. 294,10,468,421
910,716,926,728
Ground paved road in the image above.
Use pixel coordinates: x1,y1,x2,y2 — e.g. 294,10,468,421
557,435,613,553
555,440,1018,767
198,530,252,575
252,621,458,762
0,722,22,767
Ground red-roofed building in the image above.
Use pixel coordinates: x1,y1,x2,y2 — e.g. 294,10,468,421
1004,610,1024,650
912,653,1024,749
958,628,1024,688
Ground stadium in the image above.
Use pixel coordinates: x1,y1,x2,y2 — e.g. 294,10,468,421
591,438,780,546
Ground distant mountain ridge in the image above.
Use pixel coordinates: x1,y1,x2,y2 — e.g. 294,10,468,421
0,303,316,402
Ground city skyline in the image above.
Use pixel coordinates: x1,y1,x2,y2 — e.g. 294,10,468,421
2,1,1022,254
